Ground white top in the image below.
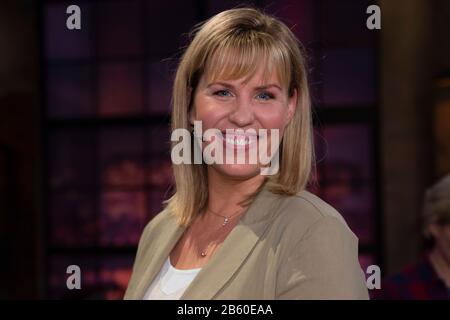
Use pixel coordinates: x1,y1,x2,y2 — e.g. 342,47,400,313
143,256,202,300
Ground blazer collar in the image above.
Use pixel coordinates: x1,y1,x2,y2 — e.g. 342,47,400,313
133,183,284,300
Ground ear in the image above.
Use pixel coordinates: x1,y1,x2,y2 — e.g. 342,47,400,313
285,88,298,125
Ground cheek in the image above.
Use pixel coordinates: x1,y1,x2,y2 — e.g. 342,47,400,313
194,95,236,130
255,104,289,131
193,96,228,128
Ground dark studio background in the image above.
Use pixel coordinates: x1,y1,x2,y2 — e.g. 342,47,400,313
0,0,449,299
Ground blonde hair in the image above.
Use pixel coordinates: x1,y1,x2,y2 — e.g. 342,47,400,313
166,7,314,226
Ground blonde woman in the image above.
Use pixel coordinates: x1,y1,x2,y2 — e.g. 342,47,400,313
124,8,369,300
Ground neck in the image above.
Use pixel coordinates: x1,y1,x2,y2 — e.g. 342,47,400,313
429,246,450,287
206,167,266,215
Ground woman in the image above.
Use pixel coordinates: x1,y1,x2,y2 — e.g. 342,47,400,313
124,7,369,300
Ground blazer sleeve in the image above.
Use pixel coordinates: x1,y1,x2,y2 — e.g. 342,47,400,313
123,220,154,299
276,215,369,299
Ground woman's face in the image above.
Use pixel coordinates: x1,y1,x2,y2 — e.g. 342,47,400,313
190,65,297,180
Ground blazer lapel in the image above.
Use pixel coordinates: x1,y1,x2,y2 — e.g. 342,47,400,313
181,185,283,299
132,214,186,299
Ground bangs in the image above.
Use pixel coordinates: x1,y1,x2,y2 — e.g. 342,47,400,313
202,32,292,93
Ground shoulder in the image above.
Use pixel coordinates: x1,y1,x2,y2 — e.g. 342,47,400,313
284,190,349,222
273,190,368,299
372,255,434,300
272,190,357,245
138,208,176,245
384,254,433,285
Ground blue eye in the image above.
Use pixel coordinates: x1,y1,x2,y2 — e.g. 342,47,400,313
214,90,232,97
257,92,274,100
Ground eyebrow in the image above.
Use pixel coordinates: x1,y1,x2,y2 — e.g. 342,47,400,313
206,81,282,91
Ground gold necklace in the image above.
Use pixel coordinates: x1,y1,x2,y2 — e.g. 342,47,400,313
199,208,243,257
207,207,243,226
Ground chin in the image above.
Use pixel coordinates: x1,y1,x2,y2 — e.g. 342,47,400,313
211,163,262,180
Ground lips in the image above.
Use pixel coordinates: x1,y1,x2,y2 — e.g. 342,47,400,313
224,134,255,146
217,130,259,150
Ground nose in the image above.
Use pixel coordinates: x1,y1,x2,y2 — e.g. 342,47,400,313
228,97,255,127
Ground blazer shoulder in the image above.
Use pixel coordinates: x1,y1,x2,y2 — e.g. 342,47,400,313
293,190,348,223
274,190,356,241
139,207,175,242
274,191,367,299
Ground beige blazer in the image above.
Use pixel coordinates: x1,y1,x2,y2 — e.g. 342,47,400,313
124,185,369,300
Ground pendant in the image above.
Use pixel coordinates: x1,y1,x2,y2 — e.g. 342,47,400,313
222,217,229,226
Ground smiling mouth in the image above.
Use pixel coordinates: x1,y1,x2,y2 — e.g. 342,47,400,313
218,130,259,148
224,135,255,146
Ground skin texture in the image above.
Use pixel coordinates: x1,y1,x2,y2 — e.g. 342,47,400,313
170,66,297,269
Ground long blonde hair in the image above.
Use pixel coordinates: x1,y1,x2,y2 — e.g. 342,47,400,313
166,7,314,226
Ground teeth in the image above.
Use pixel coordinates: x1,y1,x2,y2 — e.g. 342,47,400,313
224,135,254,146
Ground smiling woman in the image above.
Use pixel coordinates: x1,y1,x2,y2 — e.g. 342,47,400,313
171,121,280,174
124,7,369,300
